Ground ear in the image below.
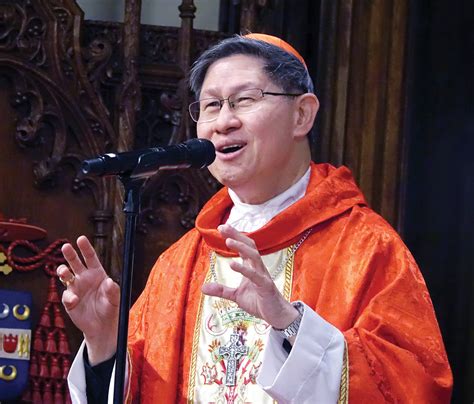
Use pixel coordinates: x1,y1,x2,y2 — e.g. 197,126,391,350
293,93,319,139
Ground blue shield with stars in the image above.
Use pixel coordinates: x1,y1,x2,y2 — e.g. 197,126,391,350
0,289,32,401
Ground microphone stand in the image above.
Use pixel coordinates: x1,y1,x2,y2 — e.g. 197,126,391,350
79,139,215,403
113,174,146,404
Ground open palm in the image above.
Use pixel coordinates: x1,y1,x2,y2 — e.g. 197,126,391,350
201,224,299,330
58,235,120,363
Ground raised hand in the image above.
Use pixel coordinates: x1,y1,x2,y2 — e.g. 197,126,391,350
201,224,299,331
57,235,120,365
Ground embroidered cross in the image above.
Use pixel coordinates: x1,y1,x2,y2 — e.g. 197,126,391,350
219,331,248,386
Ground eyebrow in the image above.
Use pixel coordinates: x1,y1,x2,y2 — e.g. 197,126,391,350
200,82,264,98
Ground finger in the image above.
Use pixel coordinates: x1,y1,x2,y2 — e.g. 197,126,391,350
201,282,237,302
61,289,80,311
229,260,269,288
57,265,76,286
77,236,103,271
61,243,86,275
225,238,262,264
218,224,257,249
57,264,73,279
103,278,120,307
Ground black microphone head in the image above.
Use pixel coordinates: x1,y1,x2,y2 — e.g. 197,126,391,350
81,157,105,176
185,138,216,168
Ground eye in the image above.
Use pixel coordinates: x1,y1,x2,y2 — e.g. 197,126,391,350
202,99,221,111
234,96,256,107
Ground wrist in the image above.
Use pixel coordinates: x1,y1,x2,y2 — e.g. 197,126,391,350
271,303,300,330
273,301,304,340
84,334,117,366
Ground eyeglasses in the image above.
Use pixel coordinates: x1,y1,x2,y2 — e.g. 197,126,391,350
188,88,304,123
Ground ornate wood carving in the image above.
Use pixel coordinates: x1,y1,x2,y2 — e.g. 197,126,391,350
192,29,228,62
133,1,224,251
139,169,219,234
81,21,122,104
0,0,118,265
140,26,179,65
240,0,270,33
0,2,47,67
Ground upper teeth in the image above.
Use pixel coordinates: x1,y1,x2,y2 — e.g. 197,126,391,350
221,144,243,152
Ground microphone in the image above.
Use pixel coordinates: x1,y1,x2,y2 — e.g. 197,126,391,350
81,138,216,178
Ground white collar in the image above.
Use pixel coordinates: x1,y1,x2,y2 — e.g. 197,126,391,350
226,166,311,232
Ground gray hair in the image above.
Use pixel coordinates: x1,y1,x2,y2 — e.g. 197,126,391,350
189,34,314,98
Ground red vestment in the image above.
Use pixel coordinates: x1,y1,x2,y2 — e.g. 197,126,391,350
126,162,452,403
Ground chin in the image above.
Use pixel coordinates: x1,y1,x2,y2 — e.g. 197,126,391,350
212,170,249,190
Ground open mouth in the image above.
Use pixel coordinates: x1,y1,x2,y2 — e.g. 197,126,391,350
217,144,245,154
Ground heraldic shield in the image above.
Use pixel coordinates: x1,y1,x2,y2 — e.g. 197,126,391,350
0,289,32,401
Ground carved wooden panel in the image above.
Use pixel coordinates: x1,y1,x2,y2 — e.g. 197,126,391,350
0,3,233,367
0,0,119,267
0,0,222,359
314,0,408,229
0,0,228,278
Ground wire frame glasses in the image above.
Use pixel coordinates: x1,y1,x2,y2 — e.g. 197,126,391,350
188,88,304,123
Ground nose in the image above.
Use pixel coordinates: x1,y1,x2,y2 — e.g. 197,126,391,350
213,101,241,134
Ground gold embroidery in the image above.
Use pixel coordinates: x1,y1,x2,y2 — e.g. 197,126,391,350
338,340,349,404
125,346,133,404
283,252,294,300
187,270,213,402
188,248,295,403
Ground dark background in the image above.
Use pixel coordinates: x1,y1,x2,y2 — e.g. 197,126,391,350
404,0,474,402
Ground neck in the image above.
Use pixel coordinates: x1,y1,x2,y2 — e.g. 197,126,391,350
232,161,311,204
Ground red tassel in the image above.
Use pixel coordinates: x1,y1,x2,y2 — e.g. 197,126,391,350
65,390,72,404
43,380,53,404
20,380,32,402
48,276,60,303
54,380,64,403
32,379,42,403
39,305,52,327
46,330,57,353
29,353,38,377
54,305,65,328
39,354,50,378
33,329,44,351
50,355,62,379
62,356,71,379
58,331,70,355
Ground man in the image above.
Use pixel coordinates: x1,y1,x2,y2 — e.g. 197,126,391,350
58,34,452,403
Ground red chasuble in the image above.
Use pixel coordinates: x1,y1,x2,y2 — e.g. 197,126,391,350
126,162,452,403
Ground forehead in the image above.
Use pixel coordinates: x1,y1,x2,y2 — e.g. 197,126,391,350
200,54,272,96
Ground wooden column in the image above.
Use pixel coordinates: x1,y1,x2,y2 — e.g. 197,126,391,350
176,0,196,142
315,0,409,229
110,0,142,277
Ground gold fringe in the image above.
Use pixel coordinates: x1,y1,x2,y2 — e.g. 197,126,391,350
283,246,293,301
337,340,349,404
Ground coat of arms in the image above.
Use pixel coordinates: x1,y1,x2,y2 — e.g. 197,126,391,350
0,289,32,401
